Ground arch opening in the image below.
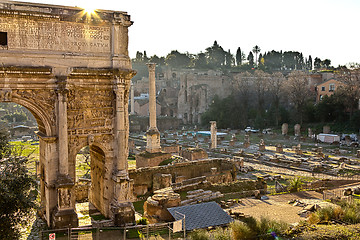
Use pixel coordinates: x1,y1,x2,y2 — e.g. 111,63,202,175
74,144,106,226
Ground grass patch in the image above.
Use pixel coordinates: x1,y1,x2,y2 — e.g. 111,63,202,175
133,200,145,215
159,158,173,166
91,214,107,221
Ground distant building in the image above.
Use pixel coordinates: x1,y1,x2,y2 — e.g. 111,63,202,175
134,99,161,116
315,79,344,102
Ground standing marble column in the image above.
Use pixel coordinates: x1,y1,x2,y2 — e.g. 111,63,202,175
210,121,217,149
114,83,127,173
57,81,69,176
146,63,161,153
130,80,135,115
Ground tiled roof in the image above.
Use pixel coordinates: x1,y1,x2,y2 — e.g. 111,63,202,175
168,201,233,231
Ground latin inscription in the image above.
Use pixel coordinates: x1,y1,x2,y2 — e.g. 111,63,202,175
0,17,110,53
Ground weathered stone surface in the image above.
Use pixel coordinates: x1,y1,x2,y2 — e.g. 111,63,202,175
180,147,208,161
135,151,172,168
294,124,301,136
0,1,136,229
144,190,181,223
282,123,288,135
153,173,172,191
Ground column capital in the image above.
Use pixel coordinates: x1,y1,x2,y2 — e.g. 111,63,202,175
55,75,69,97
146,62,156,72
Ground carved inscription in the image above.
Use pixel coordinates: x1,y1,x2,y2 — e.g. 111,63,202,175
0,16,110,53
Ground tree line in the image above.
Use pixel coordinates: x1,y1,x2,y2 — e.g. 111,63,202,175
132,40,336,80
201,68,360,132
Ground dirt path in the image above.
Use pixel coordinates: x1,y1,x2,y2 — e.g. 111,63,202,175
229,191,323,224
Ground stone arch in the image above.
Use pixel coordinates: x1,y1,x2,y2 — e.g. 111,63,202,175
71,140,108,215
11,96,54,136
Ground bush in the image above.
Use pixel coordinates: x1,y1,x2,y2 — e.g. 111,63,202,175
288,177,303,193
229,221,253,240
136,217,148,225
190,229,209,240
230,217,288,240
211,227,231,240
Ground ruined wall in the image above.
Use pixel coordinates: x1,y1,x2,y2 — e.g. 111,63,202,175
129,158,236,195
177,70,233,124
129,115,181,132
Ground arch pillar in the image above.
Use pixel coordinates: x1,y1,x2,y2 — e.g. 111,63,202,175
110,73,136,225
52,76,78,228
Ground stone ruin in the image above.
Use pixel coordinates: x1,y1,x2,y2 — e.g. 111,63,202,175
144,188,181,223
180,147,208,161
259,139,266,151
243,134,250,148
282,123,288,135
294,124,301,136
0,1,136,228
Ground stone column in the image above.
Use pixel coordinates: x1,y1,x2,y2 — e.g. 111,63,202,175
146,63,161,153
210,121,217,149
114,83,128,174
148,63,157,130
53,77,78,228
57,87,69,176
130,80,135,115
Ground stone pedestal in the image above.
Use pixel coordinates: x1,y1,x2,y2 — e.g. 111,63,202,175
294,124,301,136
259,139,265,151
276,144,283,153
52,175,78,229
282,123,288,135
112,202,135,226
243,134,250,148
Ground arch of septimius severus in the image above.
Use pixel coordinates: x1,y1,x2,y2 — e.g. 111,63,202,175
0,1,136,228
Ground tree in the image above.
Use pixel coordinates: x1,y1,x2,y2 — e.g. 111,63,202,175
314,57,321,70
0,129,37,239
233,71,253,127
263,50,282,71
236,47,242,66
247,52,254,68
268,72,285,126
205,41,227,68
193,52,207,69
252,45,261,67
322,59,331,69
283,70,314,124
307,55,313,70
336,68,360,119
253,70,269,128
165,50,191,68
225,49,233,67
135,51,143,62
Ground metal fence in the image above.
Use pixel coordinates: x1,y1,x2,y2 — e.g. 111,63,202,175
41,217,186,240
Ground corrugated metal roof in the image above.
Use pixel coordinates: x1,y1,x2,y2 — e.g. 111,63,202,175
168,201,233,231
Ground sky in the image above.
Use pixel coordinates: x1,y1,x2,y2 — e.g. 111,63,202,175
22,0,360,67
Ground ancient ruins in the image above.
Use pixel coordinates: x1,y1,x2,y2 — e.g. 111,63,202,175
0,1,135,228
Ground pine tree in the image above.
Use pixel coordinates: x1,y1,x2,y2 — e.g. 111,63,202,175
236,47,242,66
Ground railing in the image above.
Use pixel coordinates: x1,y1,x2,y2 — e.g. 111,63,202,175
41,216,186,240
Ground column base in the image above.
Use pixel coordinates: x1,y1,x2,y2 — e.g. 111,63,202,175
111,201,135,227
52,208,78,229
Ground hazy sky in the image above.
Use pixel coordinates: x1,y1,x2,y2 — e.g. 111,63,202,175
23,0,360,66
